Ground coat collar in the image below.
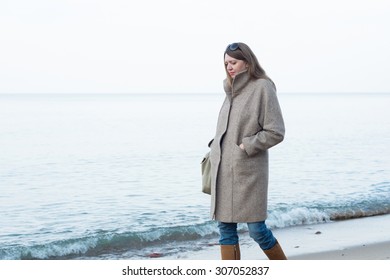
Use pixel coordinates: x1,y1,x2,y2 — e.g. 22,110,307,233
223,70,251,99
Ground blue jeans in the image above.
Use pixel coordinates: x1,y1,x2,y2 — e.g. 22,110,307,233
218,221,276,250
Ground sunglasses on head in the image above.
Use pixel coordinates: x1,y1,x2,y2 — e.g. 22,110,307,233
226,43,240,51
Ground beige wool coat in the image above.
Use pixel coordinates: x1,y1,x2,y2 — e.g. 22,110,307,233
209,71,285,223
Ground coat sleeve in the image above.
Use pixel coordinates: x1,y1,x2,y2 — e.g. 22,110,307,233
242,80,285,156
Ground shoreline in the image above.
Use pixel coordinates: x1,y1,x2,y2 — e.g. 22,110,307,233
169,214,390,260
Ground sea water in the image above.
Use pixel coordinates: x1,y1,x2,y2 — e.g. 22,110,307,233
0,93,389,259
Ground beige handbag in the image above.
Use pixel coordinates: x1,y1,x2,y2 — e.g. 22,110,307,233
201,152,211,195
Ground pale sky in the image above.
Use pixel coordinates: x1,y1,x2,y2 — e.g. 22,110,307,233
1,0,389,94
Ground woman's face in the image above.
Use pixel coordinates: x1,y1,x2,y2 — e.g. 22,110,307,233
224,54,247,78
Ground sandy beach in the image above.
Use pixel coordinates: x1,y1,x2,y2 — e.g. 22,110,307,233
171,214,390,260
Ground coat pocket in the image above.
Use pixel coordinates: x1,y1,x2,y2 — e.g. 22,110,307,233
233,143,249,158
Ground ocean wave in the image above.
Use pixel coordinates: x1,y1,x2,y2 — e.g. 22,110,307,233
267,207,331,228
266,204,390,229
267,182,390,228
0,222,219,260
1,185,389,260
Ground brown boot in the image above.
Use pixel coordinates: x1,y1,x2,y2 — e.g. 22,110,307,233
220,244,241,260
263,240,287,260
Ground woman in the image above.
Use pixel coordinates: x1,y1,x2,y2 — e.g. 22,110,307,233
208,42,287,260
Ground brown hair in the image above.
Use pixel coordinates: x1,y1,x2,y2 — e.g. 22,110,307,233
224,42,272,86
